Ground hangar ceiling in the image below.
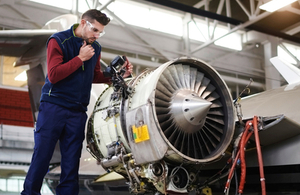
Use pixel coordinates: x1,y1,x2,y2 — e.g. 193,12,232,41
0,0,299,96
144,0,300,44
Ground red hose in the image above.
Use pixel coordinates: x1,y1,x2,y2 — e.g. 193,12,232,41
224,150,240,192
253,116,266,195
238,120,253,194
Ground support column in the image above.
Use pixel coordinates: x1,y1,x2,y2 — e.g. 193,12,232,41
71,0,79,16
263,36,281,90
183,13,191,56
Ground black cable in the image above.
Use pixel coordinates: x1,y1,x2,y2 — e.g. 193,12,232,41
234,169,238,195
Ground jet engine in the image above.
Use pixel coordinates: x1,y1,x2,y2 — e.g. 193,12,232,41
86,57,235,194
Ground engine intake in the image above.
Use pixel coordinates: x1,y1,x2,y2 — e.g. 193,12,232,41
154,58,235,162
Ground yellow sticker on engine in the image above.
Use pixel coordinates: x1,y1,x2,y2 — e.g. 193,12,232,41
132,125,150,143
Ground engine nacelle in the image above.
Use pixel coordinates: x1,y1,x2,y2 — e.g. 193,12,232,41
86,57,235,194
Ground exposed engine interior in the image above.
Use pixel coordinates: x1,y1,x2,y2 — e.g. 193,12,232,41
86,57,236,194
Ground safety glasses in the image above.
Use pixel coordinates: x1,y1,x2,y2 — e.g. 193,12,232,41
85,20,105,37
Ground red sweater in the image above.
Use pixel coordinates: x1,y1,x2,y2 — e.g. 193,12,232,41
47,38,110,84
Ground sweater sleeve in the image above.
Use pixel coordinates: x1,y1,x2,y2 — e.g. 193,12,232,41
93,54,111,83
47,38,83,84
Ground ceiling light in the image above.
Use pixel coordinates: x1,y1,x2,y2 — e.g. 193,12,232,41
259,0,297,12
14,70,27,81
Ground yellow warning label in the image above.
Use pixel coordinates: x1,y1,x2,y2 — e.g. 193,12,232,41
202,187,212,195
132,125,150,143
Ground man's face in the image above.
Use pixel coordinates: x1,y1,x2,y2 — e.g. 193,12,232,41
82,20,105,44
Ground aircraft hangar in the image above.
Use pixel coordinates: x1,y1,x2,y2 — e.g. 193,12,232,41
1,0,300,194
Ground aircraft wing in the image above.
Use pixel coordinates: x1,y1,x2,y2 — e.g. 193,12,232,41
239,115,300,146
0,14,78,66
0,29,56,66
270,56,300,85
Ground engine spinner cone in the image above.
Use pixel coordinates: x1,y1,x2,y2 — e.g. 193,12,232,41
171,90,212,133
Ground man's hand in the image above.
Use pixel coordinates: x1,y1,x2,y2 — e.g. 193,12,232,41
78,41,95,62
122,58,133,78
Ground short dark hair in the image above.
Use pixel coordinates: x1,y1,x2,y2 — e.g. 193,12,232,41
82,9,110,26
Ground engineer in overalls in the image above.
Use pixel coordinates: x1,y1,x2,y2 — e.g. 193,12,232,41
21,9,133,195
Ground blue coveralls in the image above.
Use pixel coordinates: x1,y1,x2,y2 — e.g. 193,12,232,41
21,101,87,195
21,24,102,195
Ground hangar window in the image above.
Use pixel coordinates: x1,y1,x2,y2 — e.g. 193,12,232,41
0,178,6,191
107,1,150,29
7,179,18,192
0,57,28,87
189,20,242,51
188,21,207,42
30,0,72,10
0,177,52,194
148,9,183,36
30,0,99,12
214,31,242,51
79,0,113,13
108,1,183,36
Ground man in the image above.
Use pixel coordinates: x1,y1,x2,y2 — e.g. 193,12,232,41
21,9,133,195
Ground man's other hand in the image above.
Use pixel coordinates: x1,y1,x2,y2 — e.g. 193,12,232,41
122,60,133,78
